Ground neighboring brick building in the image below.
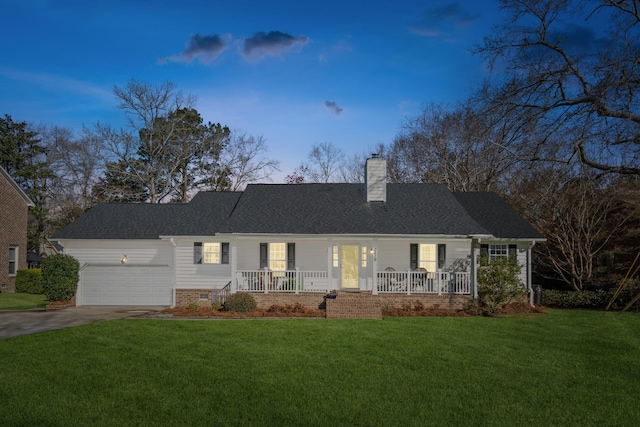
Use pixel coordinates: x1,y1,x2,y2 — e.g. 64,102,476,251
0,166,34,292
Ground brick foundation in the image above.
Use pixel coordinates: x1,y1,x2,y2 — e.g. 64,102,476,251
174,289,472,318
175,289,227,308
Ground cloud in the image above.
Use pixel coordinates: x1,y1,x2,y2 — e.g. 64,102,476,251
241,31,308,61
159,33,230,65
411,2,481,37
0,66,112,101
323,100,343,116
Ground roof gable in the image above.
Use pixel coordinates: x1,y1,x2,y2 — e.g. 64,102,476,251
0,166,34,207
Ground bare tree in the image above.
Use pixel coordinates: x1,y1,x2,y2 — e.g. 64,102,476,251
512,166,628,290
303,142,344,183
206,132,279,191
94,79,197,203
387,102,521,192
40,126,105,232
476,0,640,175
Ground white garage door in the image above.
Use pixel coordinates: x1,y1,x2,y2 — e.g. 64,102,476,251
81,266,173,306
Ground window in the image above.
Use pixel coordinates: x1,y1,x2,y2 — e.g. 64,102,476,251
489,244,508,260
194,242,229,264
260,243,295,271
481,244,517,262
419,244,436,271
269,243,286,271
333,245,339,267
8,246,17,276
204,243,221,264
361,246,367,268
410,243,445,271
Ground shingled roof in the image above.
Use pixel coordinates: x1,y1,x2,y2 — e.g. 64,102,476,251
55,183,541,240
54,192,241,239
219,183,490,235
453,192,544,239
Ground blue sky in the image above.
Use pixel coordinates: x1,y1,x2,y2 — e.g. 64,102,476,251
1,0,501,180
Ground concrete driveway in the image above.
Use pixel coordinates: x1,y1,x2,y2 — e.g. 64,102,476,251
0,306,165,340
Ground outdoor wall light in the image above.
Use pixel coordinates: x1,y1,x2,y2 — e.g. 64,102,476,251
370,247,377,260
121,255,127,264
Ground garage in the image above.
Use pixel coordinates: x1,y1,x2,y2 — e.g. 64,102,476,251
80,265,173,306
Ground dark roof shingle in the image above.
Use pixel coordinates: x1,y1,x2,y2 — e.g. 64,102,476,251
453,192,544,239
54,184,542,240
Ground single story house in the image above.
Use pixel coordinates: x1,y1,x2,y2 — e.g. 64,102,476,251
54,156,544,308
0,166,34,292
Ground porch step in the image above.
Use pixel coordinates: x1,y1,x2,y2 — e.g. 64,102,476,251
325,292,382,319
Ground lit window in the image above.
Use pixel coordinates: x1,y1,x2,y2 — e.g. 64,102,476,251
419,244,436,271
204,243,221,264
269,243,286,271
361,246,367,267
333,245,339,267
8,246,17,276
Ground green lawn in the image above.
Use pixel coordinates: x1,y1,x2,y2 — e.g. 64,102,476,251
0,292,47,310
0,310,639,426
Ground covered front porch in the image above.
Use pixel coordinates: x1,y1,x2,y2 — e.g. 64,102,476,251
232,269,472,295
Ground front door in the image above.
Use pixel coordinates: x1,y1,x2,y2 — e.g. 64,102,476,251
341,245,359,288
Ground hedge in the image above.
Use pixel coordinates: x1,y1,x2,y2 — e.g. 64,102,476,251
542,288,640,311
41,254,79,302
15,269,43,294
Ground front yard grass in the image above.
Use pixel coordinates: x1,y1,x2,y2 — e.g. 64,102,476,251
0,292,47,310
0,310,639,426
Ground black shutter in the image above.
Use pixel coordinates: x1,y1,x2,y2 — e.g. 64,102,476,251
287,243,295,270
194,242,203,264
260,243,268,268
410,244,418,270
437,244,446,269
508,244,517,258
221,242,230,264
480,244,488,257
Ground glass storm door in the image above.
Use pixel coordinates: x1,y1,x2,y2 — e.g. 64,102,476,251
341,245,359,288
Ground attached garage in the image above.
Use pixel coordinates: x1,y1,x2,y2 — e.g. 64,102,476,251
80,265,173,306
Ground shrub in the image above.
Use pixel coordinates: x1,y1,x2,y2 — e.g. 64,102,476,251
476,254,525,315
15,269,43,294
540,286,640,311
224,292,257,312
41,254,79,302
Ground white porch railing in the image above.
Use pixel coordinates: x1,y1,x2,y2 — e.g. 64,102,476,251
377,271,471,295
235,269,330,293
233,269,471,295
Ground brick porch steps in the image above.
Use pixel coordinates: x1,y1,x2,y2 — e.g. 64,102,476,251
325,291,383,319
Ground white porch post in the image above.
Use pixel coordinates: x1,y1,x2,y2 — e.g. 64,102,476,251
471,239,479,299
372,242,378,295
295,267,299,294
231,243,238,294
327,244,333,291
528,243,535,306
